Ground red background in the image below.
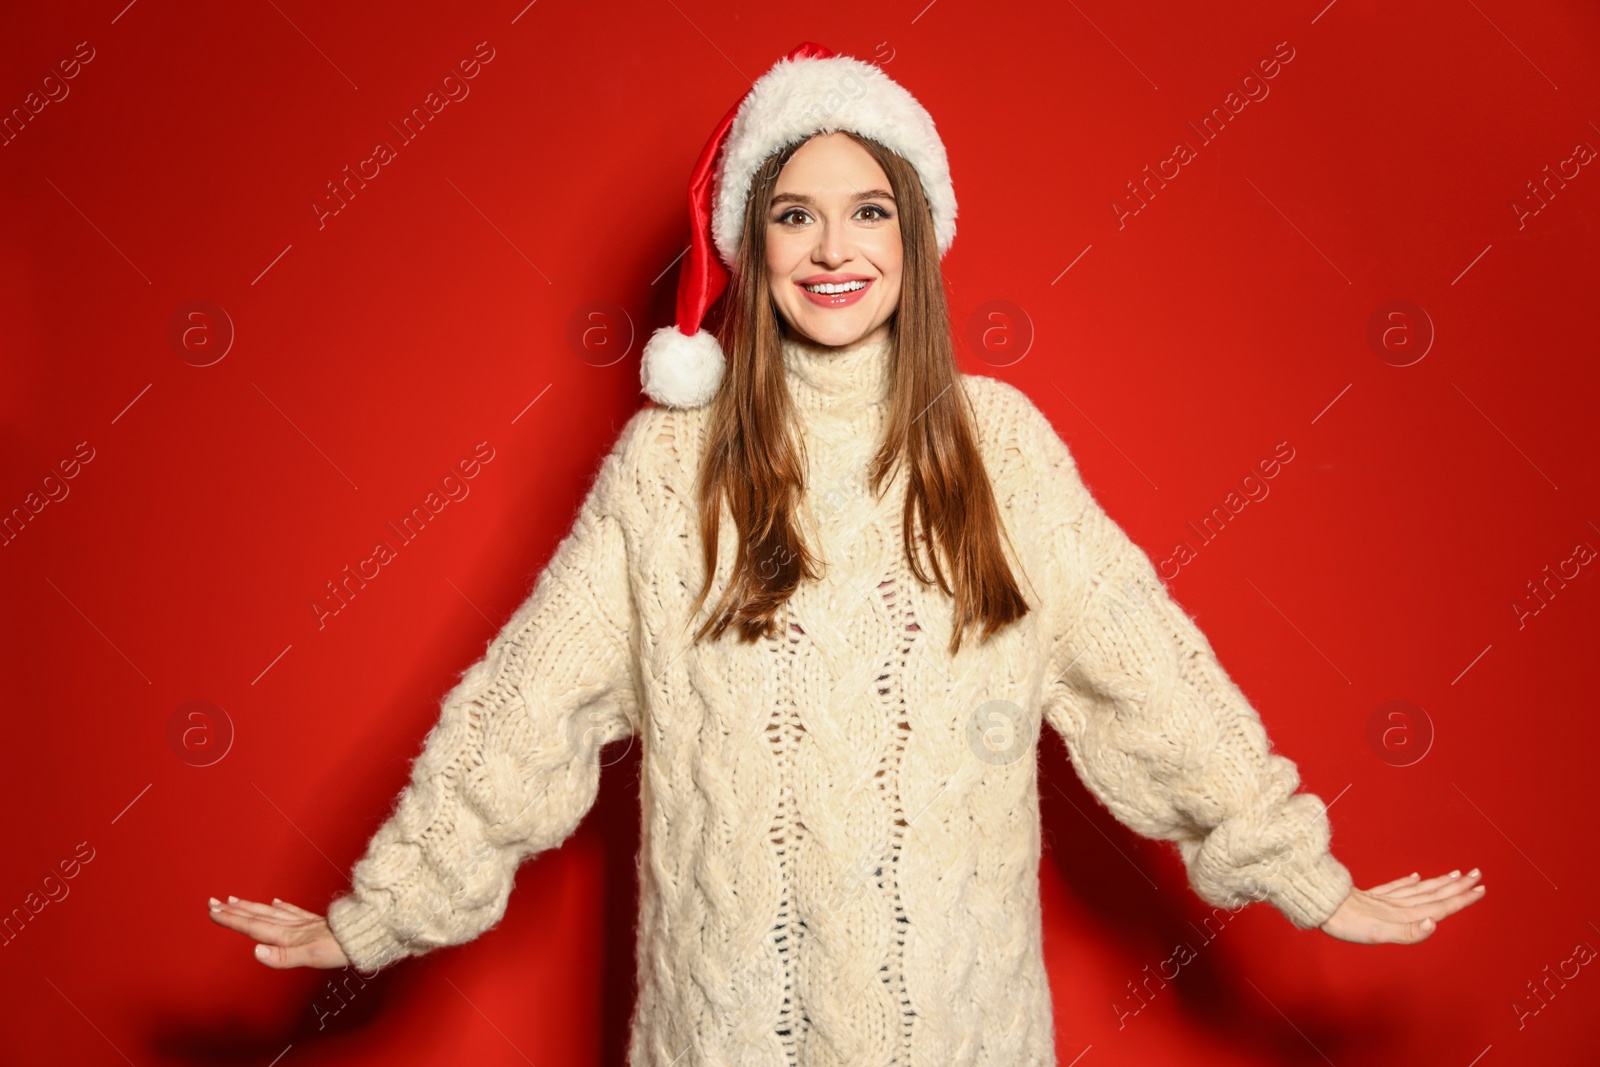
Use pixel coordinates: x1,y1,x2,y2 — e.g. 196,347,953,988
3,1,1597,1063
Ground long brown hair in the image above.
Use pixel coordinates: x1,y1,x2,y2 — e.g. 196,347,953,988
688,131,1030,656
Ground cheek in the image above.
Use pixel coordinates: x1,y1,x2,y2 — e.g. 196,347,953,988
765,237,802,287
765,229,804,270
866,234,904,279
765,245,790,298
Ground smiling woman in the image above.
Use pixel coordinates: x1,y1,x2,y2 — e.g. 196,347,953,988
211,39,1485,1067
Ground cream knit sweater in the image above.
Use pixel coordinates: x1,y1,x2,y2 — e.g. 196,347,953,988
326,330,1354,1066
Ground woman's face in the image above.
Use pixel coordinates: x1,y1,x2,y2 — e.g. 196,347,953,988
765,132,903,349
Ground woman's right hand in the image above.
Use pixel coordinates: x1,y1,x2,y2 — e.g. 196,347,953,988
208,895,352,969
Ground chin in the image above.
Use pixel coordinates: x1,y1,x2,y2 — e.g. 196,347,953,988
786,309,881,348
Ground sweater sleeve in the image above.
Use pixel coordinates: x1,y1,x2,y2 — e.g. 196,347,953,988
1012,390,1354,930
324,410,650,973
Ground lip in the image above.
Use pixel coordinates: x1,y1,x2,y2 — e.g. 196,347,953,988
796,277,874,309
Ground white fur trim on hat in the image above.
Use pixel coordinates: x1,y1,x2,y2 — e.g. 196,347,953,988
641,325,725,408
710,55,957,267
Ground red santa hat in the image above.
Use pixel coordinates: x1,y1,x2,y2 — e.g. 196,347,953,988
640,42,959,408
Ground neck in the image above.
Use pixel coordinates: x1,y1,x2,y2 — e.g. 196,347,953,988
781,327,894,417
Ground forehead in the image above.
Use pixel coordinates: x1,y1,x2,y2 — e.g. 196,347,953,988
772,132,890,196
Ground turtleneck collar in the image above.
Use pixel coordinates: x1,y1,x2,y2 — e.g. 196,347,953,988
780,327,894,417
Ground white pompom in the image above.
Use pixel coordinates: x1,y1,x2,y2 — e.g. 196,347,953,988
640,325,725,408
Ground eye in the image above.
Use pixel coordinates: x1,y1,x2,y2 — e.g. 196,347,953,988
772,204,895,226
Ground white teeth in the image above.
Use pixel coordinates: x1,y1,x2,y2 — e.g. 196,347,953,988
803,280,867,294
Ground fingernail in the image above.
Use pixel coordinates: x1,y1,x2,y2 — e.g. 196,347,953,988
1468,867,1480,877
1450,869,1461,878
228,895,239,904
1422,917,1435,930
254,944,270,961
209,897,221,908
1411,871,1420,879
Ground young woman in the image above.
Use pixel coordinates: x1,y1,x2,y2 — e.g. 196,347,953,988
211,43,1484,1065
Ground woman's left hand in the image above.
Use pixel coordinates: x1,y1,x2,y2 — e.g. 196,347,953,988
1318,868,1486,944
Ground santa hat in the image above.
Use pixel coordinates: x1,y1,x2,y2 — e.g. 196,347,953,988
639,42,958,409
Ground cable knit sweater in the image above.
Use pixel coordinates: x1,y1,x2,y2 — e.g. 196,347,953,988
326,329,1354,1066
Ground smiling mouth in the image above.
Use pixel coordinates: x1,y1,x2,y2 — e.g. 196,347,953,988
797,278,874,307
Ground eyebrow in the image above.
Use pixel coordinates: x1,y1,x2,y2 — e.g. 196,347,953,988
770,189,896,208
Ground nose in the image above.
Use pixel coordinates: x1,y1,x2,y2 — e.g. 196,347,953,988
812,216,851,267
